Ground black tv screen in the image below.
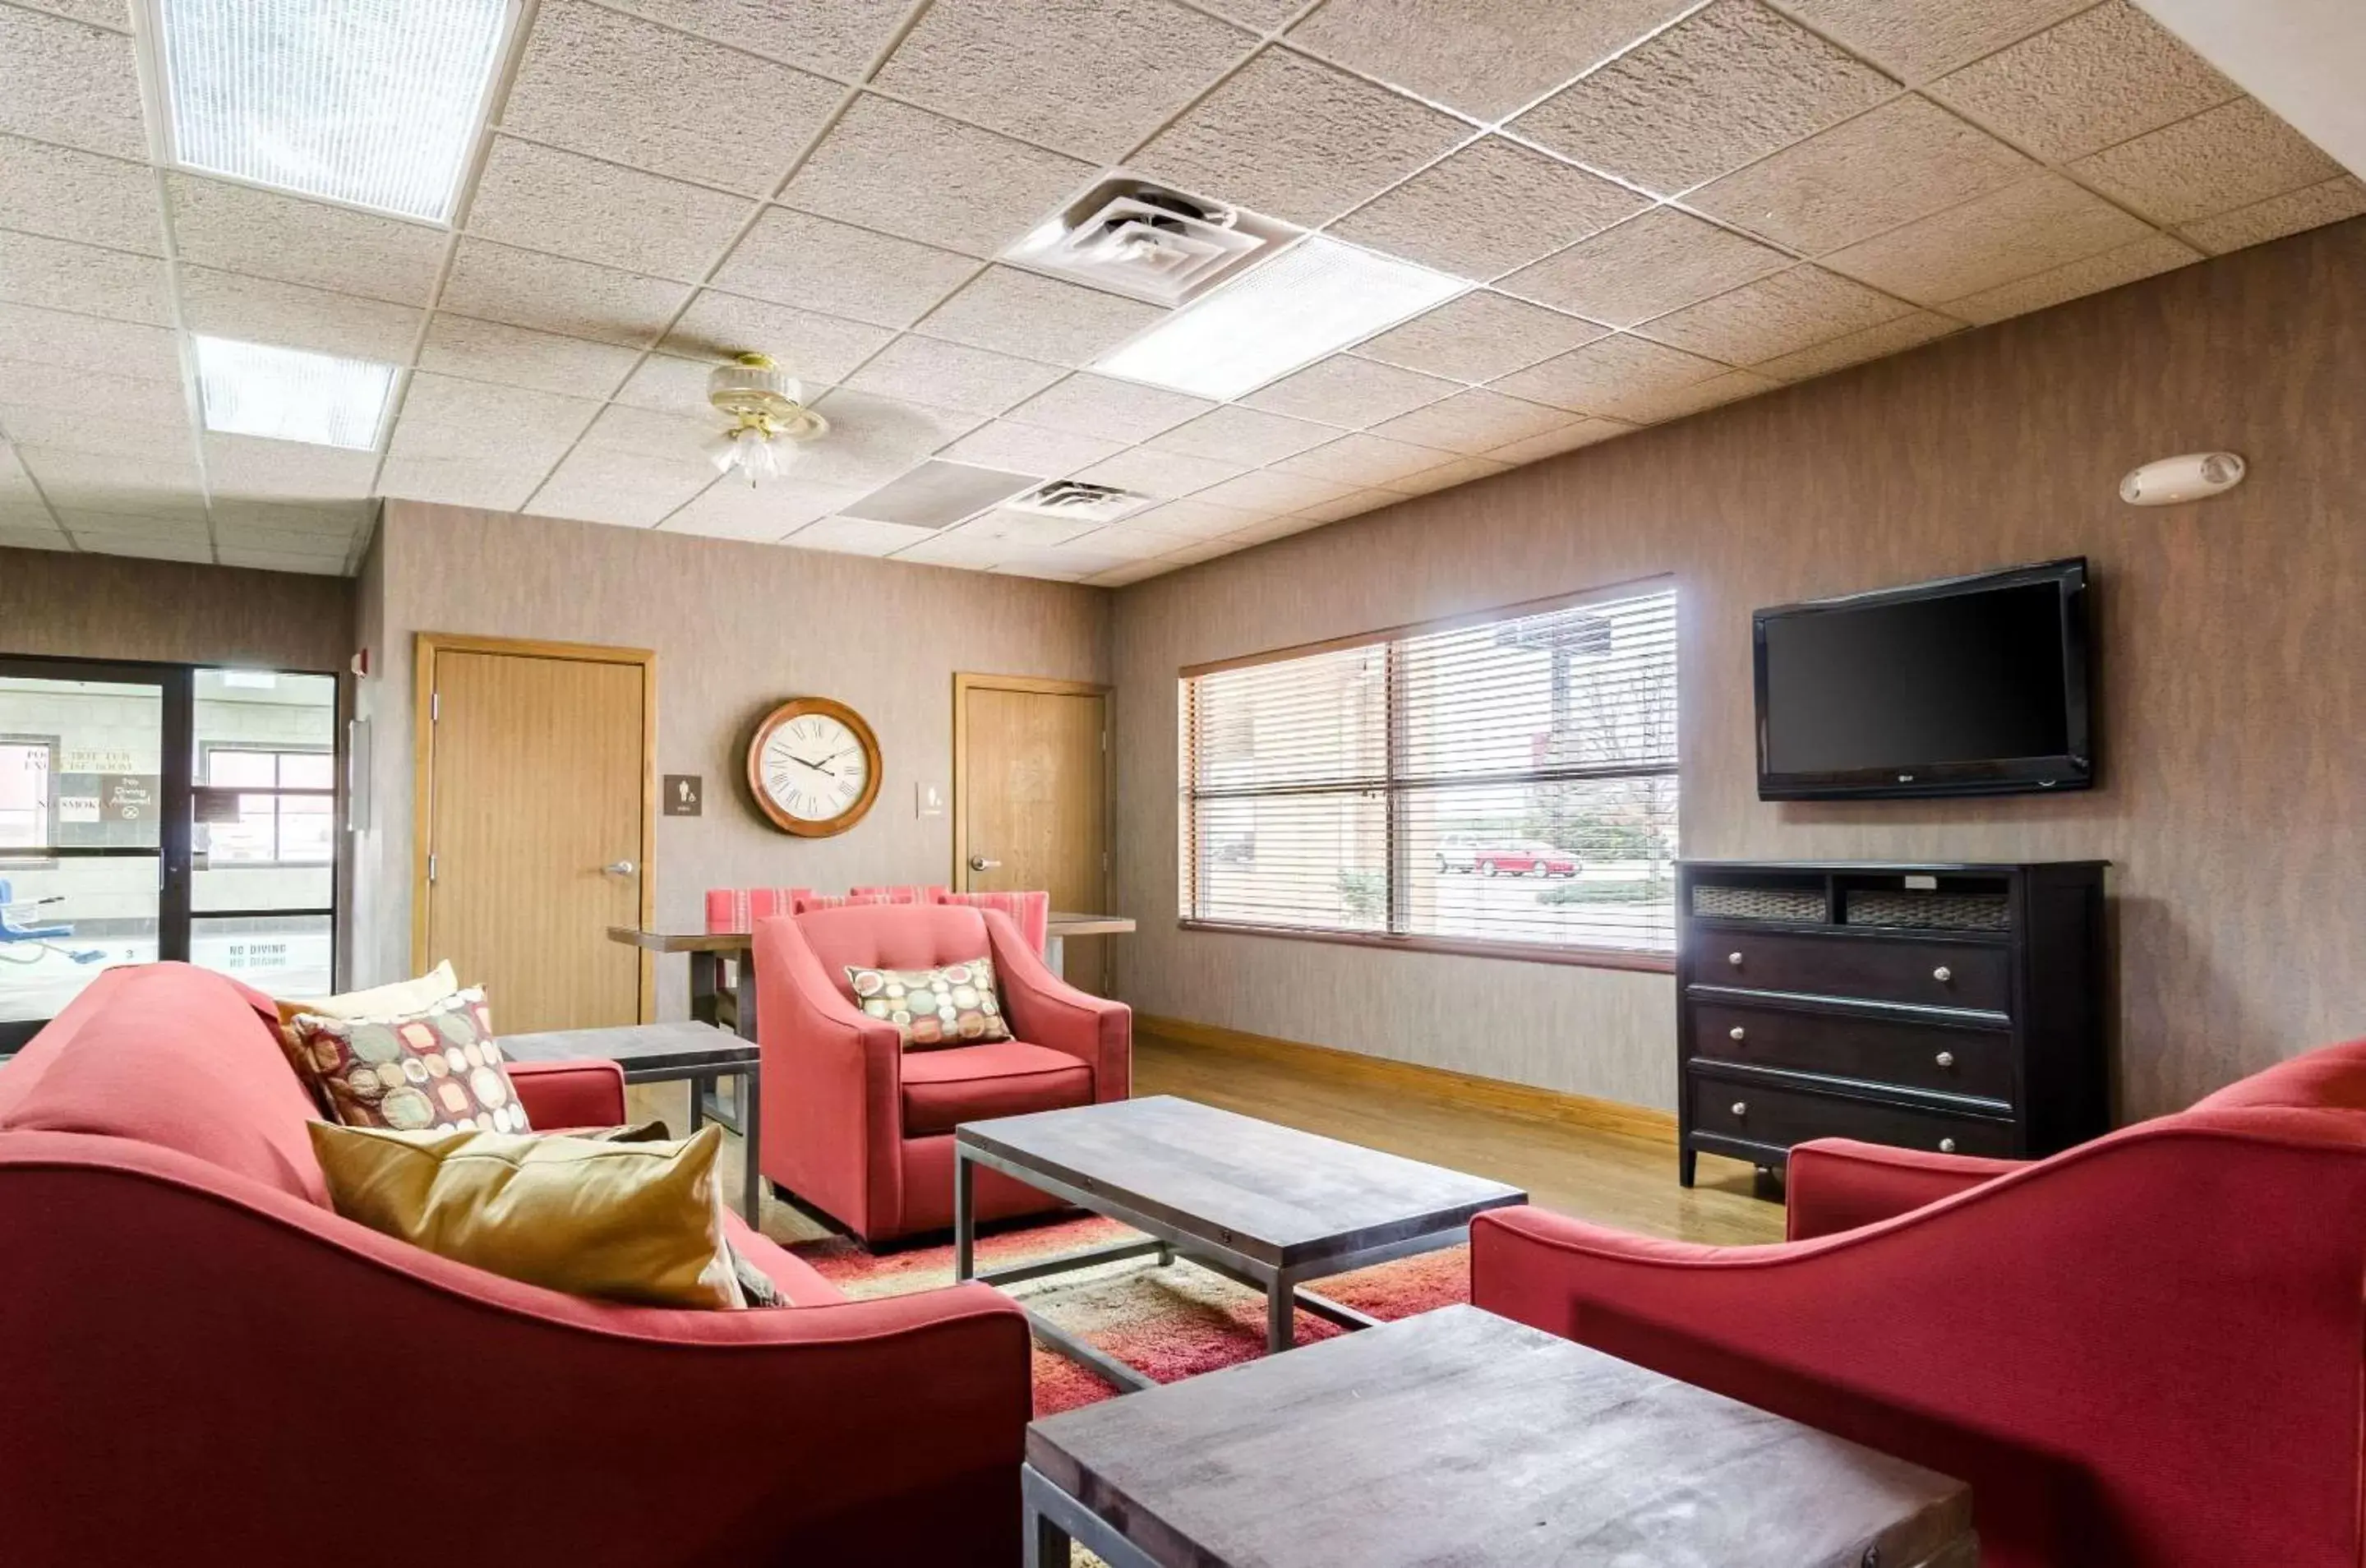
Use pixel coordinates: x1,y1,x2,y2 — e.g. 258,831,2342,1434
1755,559,2092,800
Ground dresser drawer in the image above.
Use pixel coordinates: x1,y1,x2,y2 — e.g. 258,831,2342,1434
1686,1074,2016,1160
1690,1001,2016,1104
1696,928,2011,1013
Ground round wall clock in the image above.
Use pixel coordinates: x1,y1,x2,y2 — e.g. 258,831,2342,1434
745,697,881,837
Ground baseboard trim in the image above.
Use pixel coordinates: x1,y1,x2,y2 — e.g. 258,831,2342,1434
1137,1014,1677,1146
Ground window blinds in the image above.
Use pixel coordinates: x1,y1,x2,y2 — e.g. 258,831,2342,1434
1181,584,1679,958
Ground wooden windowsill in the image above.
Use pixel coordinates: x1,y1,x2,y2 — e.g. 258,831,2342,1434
1175,919,1676,974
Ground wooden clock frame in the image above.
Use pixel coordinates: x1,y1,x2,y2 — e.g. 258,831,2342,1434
745,695,882,837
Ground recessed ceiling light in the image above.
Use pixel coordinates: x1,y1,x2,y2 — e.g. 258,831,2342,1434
158,0,513,223
1095,236,1465,402
195,336,399,450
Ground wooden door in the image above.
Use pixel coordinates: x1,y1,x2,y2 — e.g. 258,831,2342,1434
417,639,652,1032
957,676,1108,988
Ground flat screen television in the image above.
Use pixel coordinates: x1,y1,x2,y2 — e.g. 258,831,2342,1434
1754,558,2092,800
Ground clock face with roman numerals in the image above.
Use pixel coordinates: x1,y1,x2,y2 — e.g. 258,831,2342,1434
745,698,881,837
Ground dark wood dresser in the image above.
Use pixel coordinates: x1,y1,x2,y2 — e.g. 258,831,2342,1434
1676,860,2108,1186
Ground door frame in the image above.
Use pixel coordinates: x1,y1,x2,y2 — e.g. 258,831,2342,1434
949,672,1112,903
411,633,657,1020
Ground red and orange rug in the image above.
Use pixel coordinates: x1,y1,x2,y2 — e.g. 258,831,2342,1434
792,1215,1469,1415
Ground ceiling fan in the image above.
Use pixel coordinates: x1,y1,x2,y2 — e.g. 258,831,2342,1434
699,351,828,487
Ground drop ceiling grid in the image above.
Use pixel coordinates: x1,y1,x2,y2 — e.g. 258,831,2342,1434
0,0,2352,583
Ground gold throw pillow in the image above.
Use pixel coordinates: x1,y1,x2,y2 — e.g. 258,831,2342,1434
309,1122,746,1310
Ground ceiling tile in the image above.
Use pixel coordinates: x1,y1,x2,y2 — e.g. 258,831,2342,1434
0,133,158,252
1691,95,2036,254
0,7,144,159
390,373,601,459
0,523,73,551
958,510,1103,549
915,267,1165,368
1926,2,2235,164
1062,524,1203,562
1329,136,1649,279
1351,291,1606,383
1146,404,1338,465
892,529,1021,569
0,353,183,418
77,536,215,565
1295,487,1398,522
1941,230,2200,325
1752,308,1961,380
714,208,979,330
53,493,208,528
501,0,842,191
1483,418,1634,463
1287,0,1695,122
22,445,202,517
1082,557,1182,587
2069,98,2345,228
1489,334,1727,413
1597,366,1779,423
940,419,1125,476
166,175,448,307
578,402,717,461
797,389,985,487
1124,498,1273,537
845,334,1065,417
665,293,895,381
216,552,352,576
1074,446,1248,498
660,480,865,542
1226,510,1335,542
1380,451,1511,495
1194,468,1358,514
1512,1,1896,196
529,446,717,527
1365,387,1576,453
1635,264,1913,363
205,436,380,500
441,239,691,347
210,497,372,535
0,301,180,379
874,0,1254,162
1275,431,1451,486
178,268,423,363
417,314,643,399
1003,373,1215,444
1819,172,2151,307
612,353,726,415
1501,208,1788,328
1242,354,1459,427
595,0,910,79
781,95,1097,258
2,401,188,454
993,546,1140,583
784,516,939,556
1131,46,1469,229
1770,0,2089,85
0,230,170,325
466,137,756,279
2179,176,2366,256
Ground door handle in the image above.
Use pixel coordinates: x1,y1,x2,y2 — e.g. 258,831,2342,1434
601,860,637,876
968,855,1001,872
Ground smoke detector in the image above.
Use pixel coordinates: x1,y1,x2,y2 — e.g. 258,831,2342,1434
1004,478,1154,525
704,352,827,487
1007,178,1297,308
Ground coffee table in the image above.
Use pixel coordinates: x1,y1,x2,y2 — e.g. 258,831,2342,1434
1024,1303,1977,1568
498,1020,761,1223
953,1095,1524,1393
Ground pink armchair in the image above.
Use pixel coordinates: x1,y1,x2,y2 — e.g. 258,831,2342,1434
756,903,1129,1244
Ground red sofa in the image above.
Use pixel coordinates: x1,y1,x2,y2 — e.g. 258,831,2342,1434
756,903,1129,1244
1471,1039,2366,1566
0,963,1033,1568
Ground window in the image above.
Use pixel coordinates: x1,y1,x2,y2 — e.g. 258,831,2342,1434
0,739,53,852
1179,583,1679,964
199,746,334,865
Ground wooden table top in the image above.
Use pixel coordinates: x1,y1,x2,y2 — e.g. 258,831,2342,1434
606,927,751,953
1028,1304,1973,1568
498,1019,755,1070
1046,912,1136,937
958,1095,1524,1271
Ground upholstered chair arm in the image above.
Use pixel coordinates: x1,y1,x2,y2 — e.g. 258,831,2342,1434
503,1058,627,1129
985,910,1131,1101
1783,1137,2024,1240
754,916,907,1234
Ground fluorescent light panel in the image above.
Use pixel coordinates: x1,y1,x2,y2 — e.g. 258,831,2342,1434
1096,236,1466,401
195,336,398,450
159,0,512,223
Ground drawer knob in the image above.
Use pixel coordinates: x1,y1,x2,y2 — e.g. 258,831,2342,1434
1728,1025,1747,1042
1935,1050,1955,1069
1939,1137,1958,1154
1932,965,1953,983
1731,1101,1748,1118
1727,951,1744,967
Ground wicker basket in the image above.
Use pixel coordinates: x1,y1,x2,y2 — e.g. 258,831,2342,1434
1844,890,2011,932
1690,884,1824,923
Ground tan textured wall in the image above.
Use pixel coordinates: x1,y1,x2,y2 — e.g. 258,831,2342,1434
1109,217,2366,1123
353,502,1109,1015
0,547,353,671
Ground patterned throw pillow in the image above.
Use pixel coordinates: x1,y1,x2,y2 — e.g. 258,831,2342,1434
288,988,533,1134
843,957,1011,1049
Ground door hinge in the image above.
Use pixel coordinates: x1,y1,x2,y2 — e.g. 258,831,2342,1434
427,852,437,883
431,691,441,722
1100,729,1109,753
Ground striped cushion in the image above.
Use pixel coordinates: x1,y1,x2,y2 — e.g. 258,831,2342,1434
703,888,811,934
935,889,1051,957
848,885,947,904
791,893,894,915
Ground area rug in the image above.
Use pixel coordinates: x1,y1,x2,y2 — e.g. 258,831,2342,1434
791,1215,1470,1415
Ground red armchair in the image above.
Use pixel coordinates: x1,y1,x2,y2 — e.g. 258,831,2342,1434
1470,1038,2366,1567
0,964,1034,1568
756,903,1129,1244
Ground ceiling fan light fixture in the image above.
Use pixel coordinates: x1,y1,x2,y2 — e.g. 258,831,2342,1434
704,353,827,488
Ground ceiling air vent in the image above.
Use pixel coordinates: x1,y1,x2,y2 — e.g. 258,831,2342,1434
1005,478,1153,525
1006,177,1297,308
